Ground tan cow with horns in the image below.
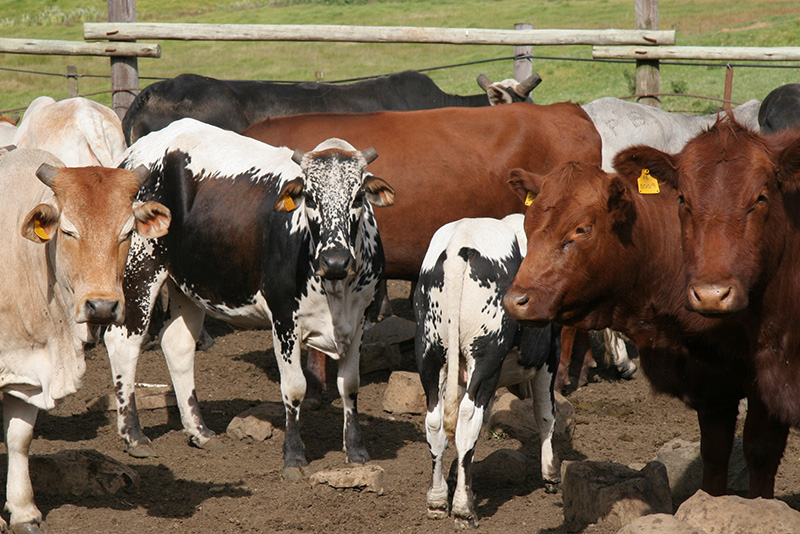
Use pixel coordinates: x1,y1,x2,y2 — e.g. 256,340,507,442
0,148,170,533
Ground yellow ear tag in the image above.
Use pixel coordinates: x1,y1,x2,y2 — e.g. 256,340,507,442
525,192,536,206
283,196,296,211
637,168,660,195
34,219,51,241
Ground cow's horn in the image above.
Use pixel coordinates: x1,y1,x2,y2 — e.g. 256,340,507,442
517,73,543,96
35,163,59,187
477,74,493,91
362,147,378,164
291,149,305,165
132,165,150,186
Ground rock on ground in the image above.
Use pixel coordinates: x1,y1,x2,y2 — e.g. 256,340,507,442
562,460,672,530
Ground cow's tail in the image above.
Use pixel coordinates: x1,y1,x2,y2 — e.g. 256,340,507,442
442,246,468,442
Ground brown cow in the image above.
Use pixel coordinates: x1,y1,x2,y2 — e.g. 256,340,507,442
614,120,800,436
244,102,604,398
243,102,601,280
0,148,170,532
502,159,788,498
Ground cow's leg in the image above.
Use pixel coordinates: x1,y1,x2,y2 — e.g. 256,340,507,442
271,321,309,479
532,367,560,492
451,357,503,529
556,326,575,391
742,395,789,498
338,322,369,464
104,262,169,458
302,348,327,411
3,393,43,533
418,342,448,519
603,329,637,379
697,402,738,496
160,283,217,449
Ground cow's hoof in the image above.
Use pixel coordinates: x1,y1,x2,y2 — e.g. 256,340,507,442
453,515,478,530
281,465,312,481
544,480,561,494
126,443,158,458
193,435,224,451
11,521,49,534
618,362,638,380
426,504,449,520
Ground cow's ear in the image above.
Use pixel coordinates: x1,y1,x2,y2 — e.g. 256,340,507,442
364,176,395,207
21,203,59,243
274,178,304,212
776,135,800,189
614,146,678,191
134,201,171,239
508,168,541,206
607,177,636,244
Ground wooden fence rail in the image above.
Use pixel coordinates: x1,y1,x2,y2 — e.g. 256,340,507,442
84,23,676,46
0,37,160,58
594,45,800,61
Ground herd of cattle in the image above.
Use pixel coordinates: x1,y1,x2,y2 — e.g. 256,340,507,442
0,69,798,532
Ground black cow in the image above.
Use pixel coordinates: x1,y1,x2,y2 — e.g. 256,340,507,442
758,83,800,134
122,70,542,144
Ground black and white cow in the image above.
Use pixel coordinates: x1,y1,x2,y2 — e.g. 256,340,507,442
414,214,560,528
104,118,394,475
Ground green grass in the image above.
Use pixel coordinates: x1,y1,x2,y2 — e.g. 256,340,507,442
1,0,799,115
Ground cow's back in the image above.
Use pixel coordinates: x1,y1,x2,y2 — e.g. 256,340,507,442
245,103,600,278
14,97,126,166
759,83,800,134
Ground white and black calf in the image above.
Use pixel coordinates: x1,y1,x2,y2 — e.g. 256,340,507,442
414,214,560,528
104,118,394,476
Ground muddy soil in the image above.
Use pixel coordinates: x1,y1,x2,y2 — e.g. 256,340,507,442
10,281,800,533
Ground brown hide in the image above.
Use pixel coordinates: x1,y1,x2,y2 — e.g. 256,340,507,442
623,120,800,429
243,102,601,280
503,160,789,498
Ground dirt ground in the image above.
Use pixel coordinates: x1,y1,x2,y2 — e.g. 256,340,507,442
12,281,800,534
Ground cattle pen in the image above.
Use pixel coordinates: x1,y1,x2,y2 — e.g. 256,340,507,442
2,2,800,534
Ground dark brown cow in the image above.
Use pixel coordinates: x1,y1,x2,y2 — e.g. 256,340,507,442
502,159,788,498
614,119,800,432
243,102,603,400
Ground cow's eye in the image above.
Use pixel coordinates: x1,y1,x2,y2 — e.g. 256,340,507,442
352,190,365,208
304,193,317,209
60,227,77,239
678,193,692,216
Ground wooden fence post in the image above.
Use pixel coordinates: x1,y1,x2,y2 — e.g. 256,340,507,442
514,23,533,82
67,65,78,97
635,0,660,108
108,0,138,120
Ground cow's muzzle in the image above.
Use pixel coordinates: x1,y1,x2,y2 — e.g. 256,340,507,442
77,298,124,325
685,280,747,315
316,249,356,280
503,287,552,328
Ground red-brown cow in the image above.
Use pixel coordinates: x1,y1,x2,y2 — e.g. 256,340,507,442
503,158,788,498
613,120,800,445
244,102,604,399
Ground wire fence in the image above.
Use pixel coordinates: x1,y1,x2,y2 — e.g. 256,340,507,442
3,52,800,116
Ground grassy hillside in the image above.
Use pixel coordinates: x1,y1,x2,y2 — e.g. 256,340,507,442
1,0,799,115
